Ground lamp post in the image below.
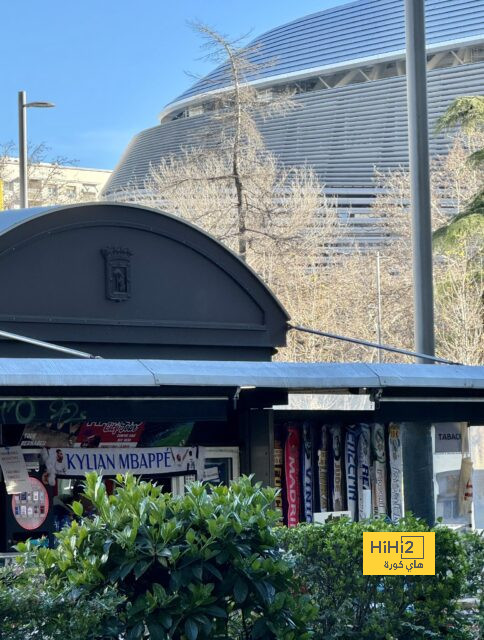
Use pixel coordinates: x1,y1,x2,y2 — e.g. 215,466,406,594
18,90,55,209
403,0,435,525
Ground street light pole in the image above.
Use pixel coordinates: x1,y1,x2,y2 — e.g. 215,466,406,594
376,252,383,363
18,91,28,209
404,0,435,363
403,0,435,526
17,90,55,209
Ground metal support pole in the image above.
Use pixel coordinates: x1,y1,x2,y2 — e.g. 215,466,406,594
405,0,435,363
18,90,28,209
376,253,383,363
404,0,435,525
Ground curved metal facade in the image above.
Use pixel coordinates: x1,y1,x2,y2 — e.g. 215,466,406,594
170,0,484,106
103,0,484,248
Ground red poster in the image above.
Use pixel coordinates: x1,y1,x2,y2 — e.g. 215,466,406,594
76,421,145,447
285,426,301,528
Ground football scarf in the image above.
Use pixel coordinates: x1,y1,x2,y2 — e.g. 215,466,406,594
388,423,404,521
345,425,358,520
285,425,301,527
371,423,387,516
357,424,372,521
273,436,284,515
318,425,328,511
302,423,313,522
329,425,344,512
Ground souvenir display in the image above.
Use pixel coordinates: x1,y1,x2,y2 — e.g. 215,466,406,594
318,425,328,511
284,425,301,527
357,424,372,520
371,423,387,516
388,423,404,521
302,423,313,522
11,477,49,531
279,421,406,524
345,425,358,520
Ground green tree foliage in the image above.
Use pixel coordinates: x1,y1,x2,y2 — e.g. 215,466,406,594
14,473,315,640
436,96,484,135
436,95,484,218
279,515,481,640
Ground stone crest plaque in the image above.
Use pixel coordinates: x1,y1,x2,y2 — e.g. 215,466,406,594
101,247,132,301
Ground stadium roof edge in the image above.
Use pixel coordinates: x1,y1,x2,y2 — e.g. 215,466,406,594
158,34,484,122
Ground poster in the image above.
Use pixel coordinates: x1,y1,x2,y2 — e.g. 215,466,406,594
21,423,81,448
357,424,372,520
388,423,404,521
0,447,31,494
285,426,300,527
20,421,194,449
40,446,204,485
318,425,328,511
329,425,344,511
345,426,358,520
75,422,145,447
371,423,387,516
302,423,313,522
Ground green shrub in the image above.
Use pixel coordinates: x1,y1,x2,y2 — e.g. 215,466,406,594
460,530,484,638
0,564,123,640
19,473,315,640
279,515,480,640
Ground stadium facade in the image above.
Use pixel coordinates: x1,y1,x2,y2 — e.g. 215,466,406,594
102,0,484,248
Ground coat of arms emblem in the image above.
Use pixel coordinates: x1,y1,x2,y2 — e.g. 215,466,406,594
101,247,132,301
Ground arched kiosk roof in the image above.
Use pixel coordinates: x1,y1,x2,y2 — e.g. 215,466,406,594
0,202,289,360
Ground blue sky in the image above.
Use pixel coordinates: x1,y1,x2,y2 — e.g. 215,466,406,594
0,0,348,170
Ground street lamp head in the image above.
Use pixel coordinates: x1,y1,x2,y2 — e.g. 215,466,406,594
25,101,55,108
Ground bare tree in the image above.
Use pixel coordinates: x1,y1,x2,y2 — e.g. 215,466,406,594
0,141,98,209
127,23,301,260
371,135,483,365
119,28,482,365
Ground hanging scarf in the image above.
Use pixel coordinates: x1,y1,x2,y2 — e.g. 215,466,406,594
357,423,372,520
285,425,301,527
318,425,329,511
345,425,358,520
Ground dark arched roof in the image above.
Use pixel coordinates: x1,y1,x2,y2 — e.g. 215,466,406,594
0,202,289,360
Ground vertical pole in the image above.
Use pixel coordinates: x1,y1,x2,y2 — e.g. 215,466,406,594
404,0,435,362
404,0,435,525
18,90,28,209
376,252,383,362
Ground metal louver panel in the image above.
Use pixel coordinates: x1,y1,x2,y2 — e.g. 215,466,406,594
104,63,484,197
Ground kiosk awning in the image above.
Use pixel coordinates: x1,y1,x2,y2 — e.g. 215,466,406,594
0,358,482,391
0,359,482,423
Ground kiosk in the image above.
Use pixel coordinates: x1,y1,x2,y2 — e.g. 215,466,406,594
0,203,483,550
